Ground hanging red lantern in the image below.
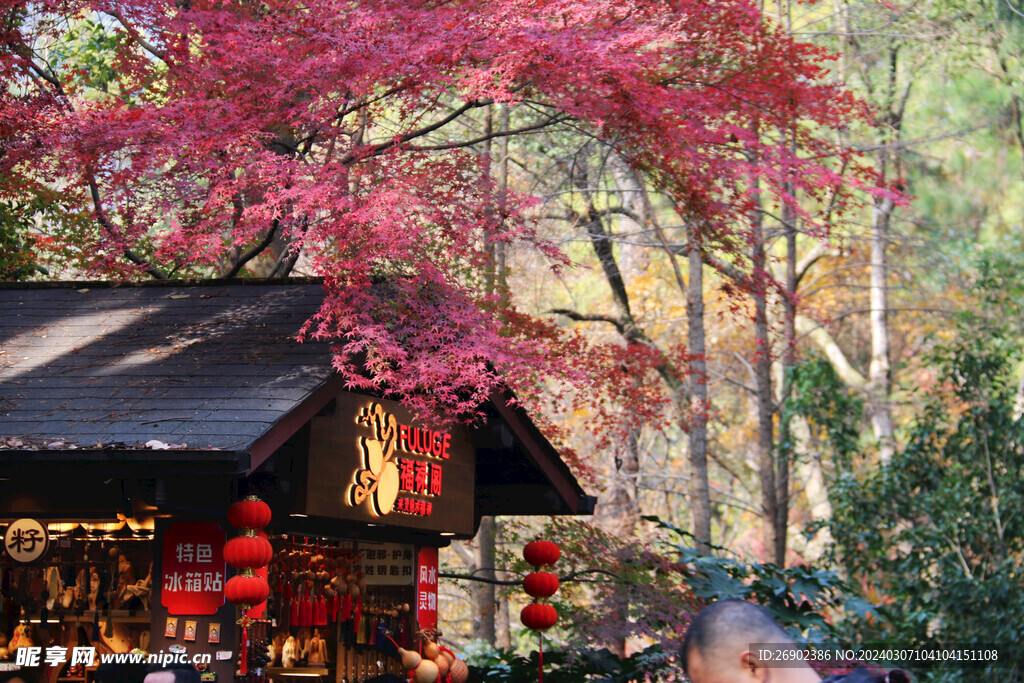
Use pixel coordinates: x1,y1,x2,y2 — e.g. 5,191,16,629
228,496,272,530
225,572,270,608
224,497,273,678
223,534,274,569
522,540,561,683
523,540,560,568
523,572,559,598
520,603,558,631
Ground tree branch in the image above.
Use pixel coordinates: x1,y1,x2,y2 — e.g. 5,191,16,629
340,98,493,164
700,249,753,290
219,219,280,278
795,243,839,286
409,113,567,151
548,308,626,335
87,176,168,280
438,568,630,586
795,314,866,390
108,11,167,62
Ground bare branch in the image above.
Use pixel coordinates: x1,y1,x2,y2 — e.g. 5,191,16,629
219,219,280,279
549,308,626,335
701,249,752,290
409,113,568,151
438,568,630,586
88,176,168,280
108,11,167,61
340,98,493,164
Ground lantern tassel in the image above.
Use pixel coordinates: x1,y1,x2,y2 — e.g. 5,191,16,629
538,632,543,683
239,610,248,676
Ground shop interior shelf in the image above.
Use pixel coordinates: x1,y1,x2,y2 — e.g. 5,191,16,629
58,609,151,624
266,666,330,678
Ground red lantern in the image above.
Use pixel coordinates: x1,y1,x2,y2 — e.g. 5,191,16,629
225,573,270,608
223,534,274,569
520,603,558,631
523,540,560,568
228,496,272,530
523,572,559,598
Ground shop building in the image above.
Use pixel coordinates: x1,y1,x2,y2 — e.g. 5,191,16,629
0,280,594,682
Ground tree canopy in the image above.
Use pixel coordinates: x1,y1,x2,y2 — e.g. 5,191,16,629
1,0,873,418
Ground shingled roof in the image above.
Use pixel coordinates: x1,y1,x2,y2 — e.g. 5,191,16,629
0,279,594,518
0,279,333,451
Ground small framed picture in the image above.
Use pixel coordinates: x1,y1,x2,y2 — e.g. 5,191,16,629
184,620,197,642
164,617,178,638
208,623,221,644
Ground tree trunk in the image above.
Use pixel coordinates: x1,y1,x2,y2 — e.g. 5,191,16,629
752,211,780,564
470,516,497,645
495,103,510,290
594,424,642,538
494,519,510,649
469,103,512,647
686,227,712,554
868,195,895,463
773,197,797,567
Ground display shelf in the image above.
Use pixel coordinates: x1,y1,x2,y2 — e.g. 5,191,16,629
266,666,330,678
59,609,151,624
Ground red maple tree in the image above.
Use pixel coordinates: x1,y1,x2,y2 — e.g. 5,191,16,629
1,0,875,420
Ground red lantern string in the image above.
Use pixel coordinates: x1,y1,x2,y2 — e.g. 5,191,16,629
521,540,559,683
224,495,272,678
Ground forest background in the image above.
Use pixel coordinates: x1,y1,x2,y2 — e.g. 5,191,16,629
2,0,1023,680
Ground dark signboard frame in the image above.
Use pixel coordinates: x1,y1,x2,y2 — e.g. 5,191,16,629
304,393,476,536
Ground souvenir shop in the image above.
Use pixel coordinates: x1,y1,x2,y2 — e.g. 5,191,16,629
0,280,595,683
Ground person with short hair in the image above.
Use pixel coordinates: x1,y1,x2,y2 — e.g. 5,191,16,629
680,599,908,683
142,663,201,683
93,662,147,682
681,599,820,683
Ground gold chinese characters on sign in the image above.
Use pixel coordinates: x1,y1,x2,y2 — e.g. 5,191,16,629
307,392,475,535
347,403,449,519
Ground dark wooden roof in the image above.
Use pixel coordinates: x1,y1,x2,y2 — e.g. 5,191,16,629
0,279,331,451
0,280,593,517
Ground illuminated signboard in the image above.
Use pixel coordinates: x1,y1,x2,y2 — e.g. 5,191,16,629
4,519,49,563
306,393,475,535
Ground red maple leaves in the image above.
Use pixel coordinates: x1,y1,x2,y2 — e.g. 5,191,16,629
1,0,874,423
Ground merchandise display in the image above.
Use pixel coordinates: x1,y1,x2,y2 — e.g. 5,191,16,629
0,522,154,683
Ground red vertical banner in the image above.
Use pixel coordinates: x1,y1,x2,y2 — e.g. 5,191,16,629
161,522,227,615
416,547,438,630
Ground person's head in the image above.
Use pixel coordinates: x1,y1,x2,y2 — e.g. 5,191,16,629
142,664,200,683
0,671,37,683
94,662,147,683
680,599,820,683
